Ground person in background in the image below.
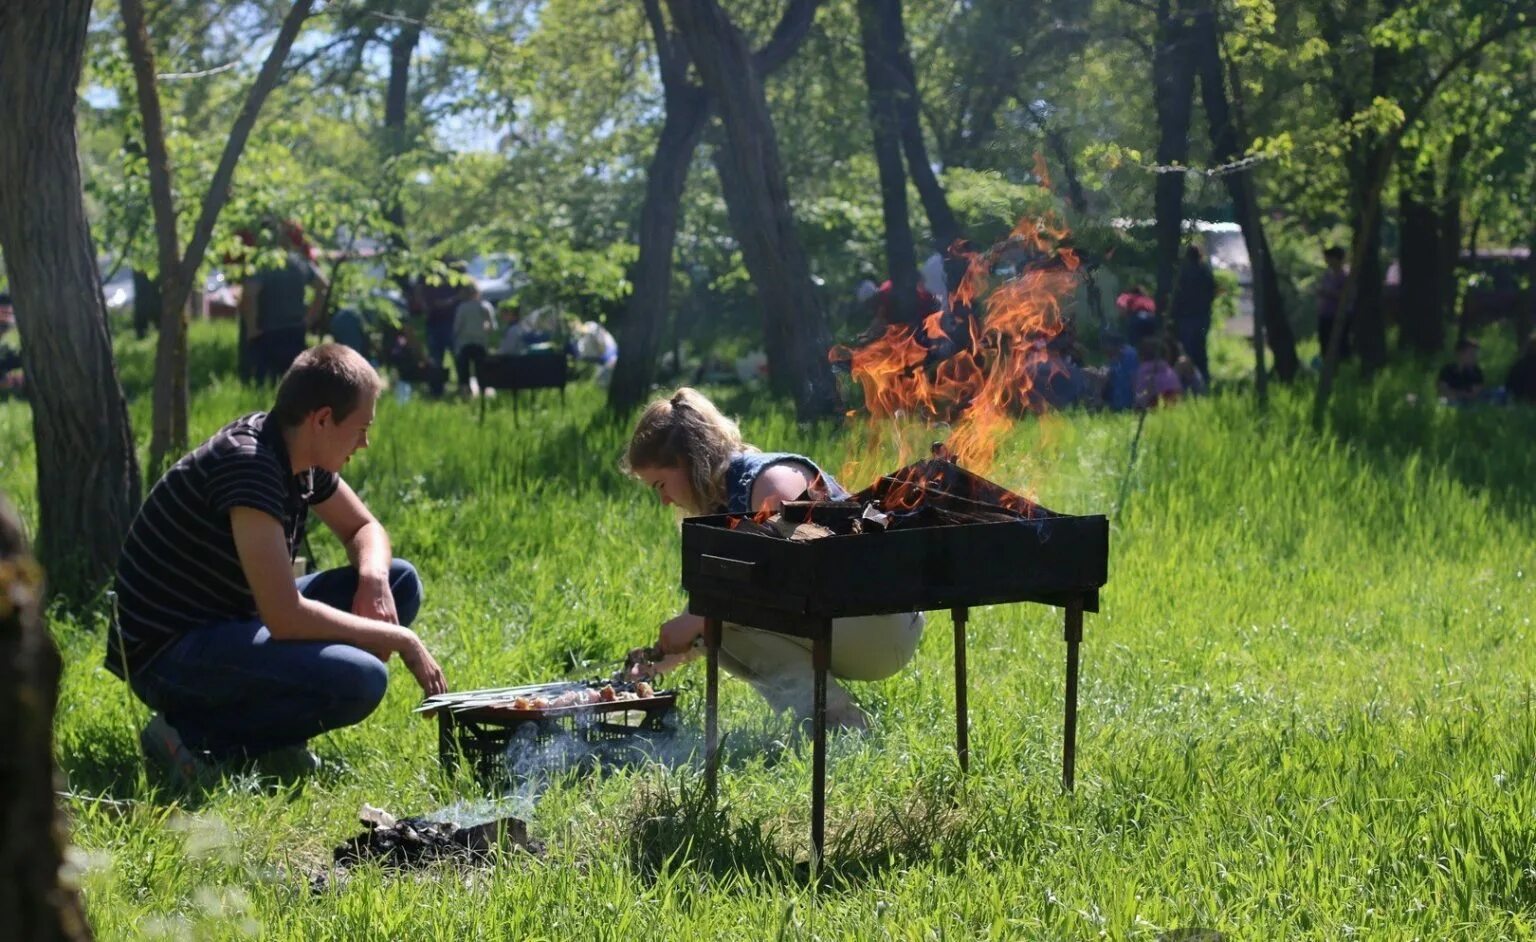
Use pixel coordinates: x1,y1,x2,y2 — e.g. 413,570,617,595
920,248,948,309
132,269,161,340
1134,336,1182,409
570,318,619,385
497,303,529,356
110,344,446,782
1116,284,1159,345
451,283,494,396
1505,332,1536,405
1436,338,1485,406
1172,245,1216,383
414,262,465,397
1316,246,1349,361
327,305,372,363
1099,331,1140,412
622,388,924,731
942,239,982,354
1174,354,1207,396
0,293,22,399
241,225,327,384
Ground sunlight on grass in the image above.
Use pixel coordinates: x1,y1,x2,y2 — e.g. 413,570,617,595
5,320,1536,938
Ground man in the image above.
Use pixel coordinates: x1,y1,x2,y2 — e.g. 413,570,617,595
1436,338,1485,406
1172,244,1216,383
109,344,446,780
414,260,466,397
1316,246,1349,361
241,225,327,384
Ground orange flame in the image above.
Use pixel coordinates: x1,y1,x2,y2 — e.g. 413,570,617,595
834,214,1082,482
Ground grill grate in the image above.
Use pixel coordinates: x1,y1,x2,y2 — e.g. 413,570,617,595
425,681,679,786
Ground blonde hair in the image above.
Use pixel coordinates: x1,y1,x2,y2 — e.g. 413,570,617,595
623,388,753,514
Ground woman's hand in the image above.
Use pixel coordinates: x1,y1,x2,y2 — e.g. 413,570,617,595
658,612,705,655
624,648,697,680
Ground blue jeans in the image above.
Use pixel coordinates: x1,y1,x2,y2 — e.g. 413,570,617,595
130,559,423,759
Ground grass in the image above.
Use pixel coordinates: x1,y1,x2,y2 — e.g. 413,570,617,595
7,320,1536,939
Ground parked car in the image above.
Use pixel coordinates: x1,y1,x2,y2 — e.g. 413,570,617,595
467,253,528,306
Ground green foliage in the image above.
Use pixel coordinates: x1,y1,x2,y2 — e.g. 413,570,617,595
9,323,1536,937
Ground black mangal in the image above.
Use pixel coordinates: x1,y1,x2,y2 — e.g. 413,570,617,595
680,455,1109,863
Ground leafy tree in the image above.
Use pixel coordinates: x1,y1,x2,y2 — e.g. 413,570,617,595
119,0,316,470
0,0,140,598
666,0,840,418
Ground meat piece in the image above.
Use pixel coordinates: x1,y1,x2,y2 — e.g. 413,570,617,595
635,682,654,698
598,685,617,702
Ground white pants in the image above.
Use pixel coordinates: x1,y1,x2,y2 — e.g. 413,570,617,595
717,612,925,720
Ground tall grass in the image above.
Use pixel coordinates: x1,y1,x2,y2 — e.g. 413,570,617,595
6,321,1536,939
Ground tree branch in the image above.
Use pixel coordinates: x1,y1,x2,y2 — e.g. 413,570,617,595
121,0,183,292
642,0,687,89
754,0,825,75
177,0,315,289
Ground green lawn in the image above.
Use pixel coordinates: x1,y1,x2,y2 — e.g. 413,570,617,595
6,321,1536,939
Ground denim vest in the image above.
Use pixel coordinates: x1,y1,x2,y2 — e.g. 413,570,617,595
720,451,849,514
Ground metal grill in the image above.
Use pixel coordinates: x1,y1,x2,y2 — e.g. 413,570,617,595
680,457,1109,863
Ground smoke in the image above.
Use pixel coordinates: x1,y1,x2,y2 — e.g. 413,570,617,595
490,709,706,817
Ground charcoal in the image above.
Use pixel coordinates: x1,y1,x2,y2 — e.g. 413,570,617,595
332,810,539,870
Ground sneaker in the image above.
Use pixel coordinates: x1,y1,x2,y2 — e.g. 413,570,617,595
139,714,210,783
256,744,322,780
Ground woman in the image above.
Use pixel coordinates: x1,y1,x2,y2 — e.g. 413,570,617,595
624,388,924,730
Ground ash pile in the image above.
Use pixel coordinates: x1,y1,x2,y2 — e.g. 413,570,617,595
313,804,541,891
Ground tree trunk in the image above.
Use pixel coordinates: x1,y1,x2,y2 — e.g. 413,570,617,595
1348,176,1388,369
859,0,918,328
880,0,963,248
0,0,141,599
1436,189,1461,328
122,0,191,474
1151,1,1198,316
1045,127,1088,217
0,490,93,940
608,0,822,412
382,1,426,240
666,0,840,419
1195,10,1298,381
125,0,316,471
1520,228,1536,346
1314,144,1391,425
710,140,793,396
608,84,709,411
1397,170,1444,355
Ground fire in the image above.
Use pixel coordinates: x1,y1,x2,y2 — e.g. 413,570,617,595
833,214,1082,483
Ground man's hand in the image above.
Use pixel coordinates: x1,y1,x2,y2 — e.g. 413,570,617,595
352,573,399,624
658,612,704,655
399,631,447,696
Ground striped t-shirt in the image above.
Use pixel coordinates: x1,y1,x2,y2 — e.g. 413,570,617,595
107,412,338,678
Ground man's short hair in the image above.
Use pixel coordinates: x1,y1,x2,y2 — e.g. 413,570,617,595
1323,246,1346,262
1455,338,1479,354
269,343,381,428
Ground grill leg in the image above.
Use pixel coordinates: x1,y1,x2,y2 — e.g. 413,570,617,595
704,616,722,800
1062,596,1084,791
811,621,831,868
438,712,459,776
953,606,970,775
